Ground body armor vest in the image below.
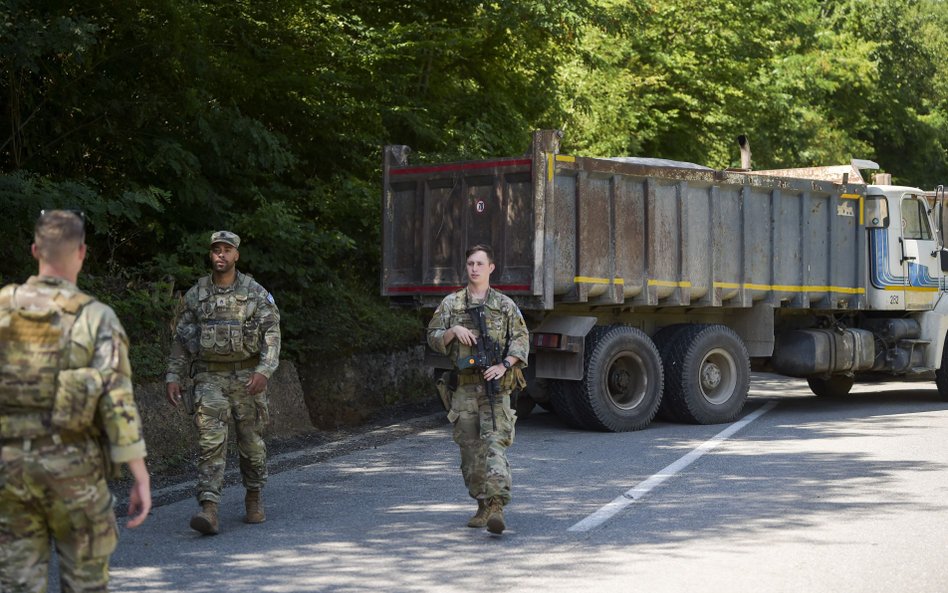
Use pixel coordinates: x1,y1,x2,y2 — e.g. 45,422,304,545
0,284,93,437
446,289,510,364
195,274,260,361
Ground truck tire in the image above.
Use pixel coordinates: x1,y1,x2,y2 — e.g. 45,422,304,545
525,376,552,411
549,379,590,429
652,324,693,422
514,391,537,419
571,325,664,432
548,326,612,429
663,324,750,424
807,375,854,398
935,333,948,401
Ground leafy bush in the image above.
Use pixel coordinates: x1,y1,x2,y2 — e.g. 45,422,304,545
4,0,948,380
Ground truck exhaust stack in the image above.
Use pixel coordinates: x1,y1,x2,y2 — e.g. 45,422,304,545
737,134,751,170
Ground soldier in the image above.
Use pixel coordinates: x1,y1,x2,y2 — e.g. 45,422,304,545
0,209,151,592
166,230,280,535
427,244,529,535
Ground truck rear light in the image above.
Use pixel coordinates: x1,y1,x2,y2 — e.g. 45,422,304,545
533,333,562,349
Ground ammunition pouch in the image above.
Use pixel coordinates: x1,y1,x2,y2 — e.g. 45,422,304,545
98,435,123,481
51,368,103,432
503,367,526,410
0,411,47,439
435,370,458,412
500,366,526,392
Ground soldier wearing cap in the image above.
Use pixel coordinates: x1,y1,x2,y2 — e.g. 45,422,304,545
166,230,281,535
0,209,151,592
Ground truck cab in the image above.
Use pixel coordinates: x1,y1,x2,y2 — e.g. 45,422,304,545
865,185,943,312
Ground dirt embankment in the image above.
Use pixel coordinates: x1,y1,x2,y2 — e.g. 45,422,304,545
135,346,437,477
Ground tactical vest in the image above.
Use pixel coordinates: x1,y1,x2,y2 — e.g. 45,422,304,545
195,274,260,360
0,283,97,438
446,289,510,367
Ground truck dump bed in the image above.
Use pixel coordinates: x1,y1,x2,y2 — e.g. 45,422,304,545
382,130,867,313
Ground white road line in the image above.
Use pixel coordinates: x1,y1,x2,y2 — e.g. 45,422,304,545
567,400,778,532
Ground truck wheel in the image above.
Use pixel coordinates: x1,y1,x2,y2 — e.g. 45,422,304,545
549,379,589,429
525,376,552,410
514,391,537,419
935,334,948,401
573,325,664,432
652,324,693,422
807,375,854,398
663,324,750,424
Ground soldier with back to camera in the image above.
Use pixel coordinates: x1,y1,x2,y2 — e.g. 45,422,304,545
0,209,151,593
166,230,280,535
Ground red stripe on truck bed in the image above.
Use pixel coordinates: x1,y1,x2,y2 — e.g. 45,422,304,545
390,159,531,176
386,284,531,294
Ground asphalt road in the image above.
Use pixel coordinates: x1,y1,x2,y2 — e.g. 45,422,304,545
55,373,948,592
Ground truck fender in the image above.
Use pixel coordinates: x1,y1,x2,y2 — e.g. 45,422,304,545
917,306,948,370
531,315,598,380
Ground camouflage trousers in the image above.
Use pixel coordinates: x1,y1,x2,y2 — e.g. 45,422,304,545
447,382,517,505
193,369,269,503
0,435,117,593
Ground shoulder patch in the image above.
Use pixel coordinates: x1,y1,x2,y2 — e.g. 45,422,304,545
267,292,275,305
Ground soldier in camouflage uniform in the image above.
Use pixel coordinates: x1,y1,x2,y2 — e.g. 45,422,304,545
0,210,151,593
427,244,529,535
166,230,280,535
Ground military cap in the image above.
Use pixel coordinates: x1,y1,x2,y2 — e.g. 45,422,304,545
210,230,240,249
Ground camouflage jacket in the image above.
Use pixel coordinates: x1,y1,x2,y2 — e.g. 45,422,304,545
0,276,147,463
427,287,529,369
165,271,281,382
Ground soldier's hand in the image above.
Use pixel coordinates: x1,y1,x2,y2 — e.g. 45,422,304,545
450,325,477,346
125,458,151,529
484,363,507,381
166,382,182,407
246,372,268,395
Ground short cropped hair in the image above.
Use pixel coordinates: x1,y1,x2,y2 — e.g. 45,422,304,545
465,244,494,263
34,210,85,262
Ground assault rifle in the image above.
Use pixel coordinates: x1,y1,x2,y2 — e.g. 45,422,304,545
458,305,502,430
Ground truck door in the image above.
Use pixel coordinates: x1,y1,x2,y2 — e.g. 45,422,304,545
899,193,940,309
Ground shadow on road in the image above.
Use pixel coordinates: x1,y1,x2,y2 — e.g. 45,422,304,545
100,374,948,593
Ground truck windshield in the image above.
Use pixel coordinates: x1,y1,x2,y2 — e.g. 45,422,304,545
902,196,933,240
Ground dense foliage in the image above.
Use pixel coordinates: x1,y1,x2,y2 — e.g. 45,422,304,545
2,0,948,376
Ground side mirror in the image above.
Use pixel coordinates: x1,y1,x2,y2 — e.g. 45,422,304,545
941,249,948,272
938,185,947,249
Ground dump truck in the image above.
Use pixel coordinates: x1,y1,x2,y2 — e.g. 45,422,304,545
381,130,948,431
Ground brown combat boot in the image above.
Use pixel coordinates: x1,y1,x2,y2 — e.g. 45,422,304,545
466,499,489,528
244,489,266,524
190,501,219,535
486,498,505,534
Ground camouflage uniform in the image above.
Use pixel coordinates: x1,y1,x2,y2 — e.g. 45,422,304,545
0,275,146,593
427,288,529,506
166,271,280,504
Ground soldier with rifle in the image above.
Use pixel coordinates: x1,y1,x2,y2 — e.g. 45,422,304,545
166,230,281,535
427,244,529,534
